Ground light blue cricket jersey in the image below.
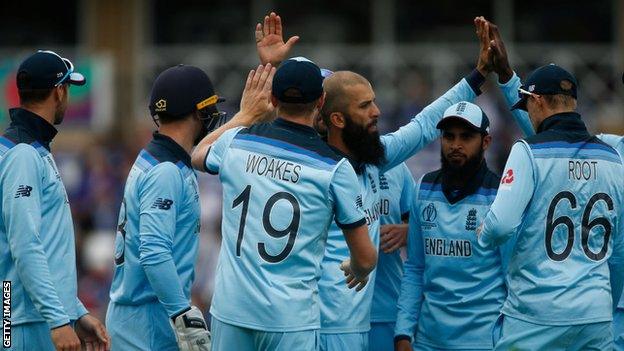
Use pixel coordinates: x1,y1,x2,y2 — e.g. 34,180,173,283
395,163,508,349
480,112,624,325
206,118,366,332
370,163,414,323
498,73,624,313
109,132,200,318
320,72,483,334
0,108,87,329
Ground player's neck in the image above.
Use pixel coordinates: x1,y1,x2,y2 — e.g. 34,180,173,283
20,103,56,126
326,131,353,159
158,122,195,154
278,112,315,128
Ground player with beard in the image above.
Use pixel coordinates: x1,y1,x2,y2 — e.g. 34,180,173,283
317,71,484,351
106,64,273,351
253,12,487,350
394,102,512,351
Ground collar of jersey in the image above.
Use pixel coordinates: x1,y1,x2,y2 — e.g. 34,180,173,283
148,131,192,168
440,160,489,204
273,117,319,137
536,112,587,135
8,108,58,151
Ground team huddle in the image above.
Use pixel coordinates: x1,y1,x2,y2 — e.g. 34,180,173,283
1,12,623,351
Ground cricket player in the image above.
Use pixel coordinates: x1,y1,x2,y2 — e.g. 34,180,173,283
369,163,414,351
395,102,509,351
106,64,272,350
192,58,377,351
477,62,624,349
0,50,109,351
253,13,487,350
476,17,624,349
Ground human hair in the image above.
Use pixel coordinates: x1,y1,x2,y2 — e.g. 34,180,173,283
278,100,319,116
156,112,193,124
542,79,577,110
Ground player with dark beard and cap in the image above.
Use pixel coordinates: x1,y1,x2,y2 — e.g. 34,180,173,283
254,12,488,350
394,102,512,351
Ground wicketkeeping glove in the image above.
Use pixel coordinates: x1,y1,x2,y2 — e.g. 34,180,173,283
170,306,212,351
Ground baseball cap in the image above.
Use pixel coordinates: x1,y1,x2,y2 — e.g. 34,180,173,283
512,64,578,111
149,64,225,118
437,101,490,134
272,57,323,103
16,50,86,90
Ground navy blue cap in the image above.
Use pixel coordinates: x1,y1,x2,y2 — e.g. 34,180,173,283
149,64,225,118
272,57,323,103
17,50,85,90
512,64,578,111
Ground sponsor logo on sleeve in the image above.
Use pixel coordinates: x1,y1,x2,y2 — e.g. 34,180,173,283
500,169,514,189
14,185,32,198
151,198,173,210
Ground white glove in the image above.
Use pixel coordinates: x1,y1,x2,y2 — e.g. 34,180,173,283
170,306,212,351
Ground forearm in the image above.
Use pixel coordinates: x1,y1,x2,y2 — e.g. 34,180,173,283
498,72,535,137
381,70,482,172
394,262,423,340
9,235,70,327
143,258,190,318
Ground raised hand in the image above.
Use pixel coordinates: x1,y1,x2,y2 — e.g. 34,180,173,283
255,12,300,66
485,19,514,83
239,63,276,124
474,16,493,76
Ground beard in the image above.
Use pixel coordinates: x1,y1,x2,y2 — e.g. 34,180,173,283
441,147,484,180
53,98,67,125
342,113,385,165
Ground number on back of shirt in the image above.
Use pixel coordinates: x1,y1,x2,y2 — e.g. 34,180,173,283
545,191,613,261
232,185,300,263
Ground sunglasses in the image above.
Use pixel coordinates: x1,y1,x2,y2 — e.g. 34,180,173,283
198,109,228,132
517,87,540,100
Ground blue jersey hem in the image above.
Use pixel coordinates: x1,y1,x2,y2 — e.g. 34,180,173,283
210,313,320,332
501,310,612,326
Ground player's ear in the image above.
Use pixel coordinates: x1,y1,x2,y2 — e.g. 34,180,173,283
329,111,346,129
270,95,279,108
482,134,492,151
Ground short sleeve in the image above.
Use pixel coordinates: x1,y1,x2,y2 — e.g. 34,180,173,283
204,126,244,175
329,160,366,229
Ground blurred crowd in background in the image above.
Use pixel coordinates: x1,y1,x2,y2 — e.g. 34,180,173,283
1,0,623,321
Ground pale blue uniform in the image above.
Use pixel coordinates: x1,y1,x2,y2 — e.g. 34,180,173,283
479,110,624,349
106,132,201,351
0,108,88,351
498,72,624,350
319,72,483,351
368,163,414,351
395,163,508,350
205,118,366,351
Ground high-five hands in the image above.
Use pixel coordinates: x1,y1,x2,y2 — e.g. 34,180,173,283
255,12,300,66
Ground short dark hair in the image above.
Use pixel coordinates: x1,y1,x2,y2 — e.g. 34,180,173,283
278,100,319,116
542,94,577,110
18,88,54,105
156,112,192,124
16,71,55,105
